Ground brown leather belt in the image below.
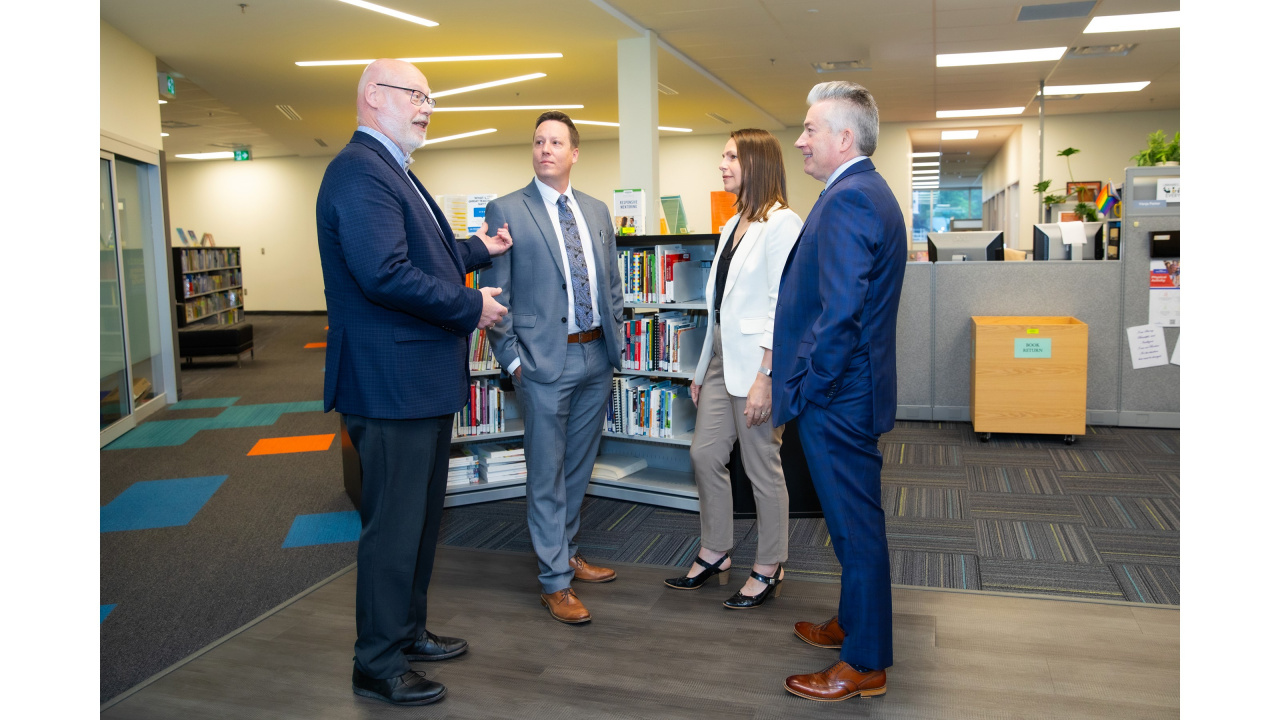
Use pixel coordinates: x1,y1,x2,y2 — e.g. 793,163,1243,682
567,327,603,344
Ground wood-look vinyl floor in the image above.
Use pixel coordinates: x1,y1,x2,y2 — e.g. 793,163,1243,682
102,546,1178,719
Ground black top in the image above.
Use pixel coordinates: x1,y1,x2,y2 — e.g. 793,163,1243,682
713,217,742,318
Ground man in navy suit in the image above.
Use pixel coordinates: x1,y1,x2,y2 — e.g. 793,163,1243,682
316,58,512,706
771,81,906,701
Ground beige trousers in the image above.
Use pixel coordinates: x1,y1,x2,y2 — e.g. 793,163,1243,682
689,326,788,564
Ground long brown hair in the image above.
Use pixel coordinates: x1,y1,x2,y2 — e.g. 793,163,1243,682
731,128,789,223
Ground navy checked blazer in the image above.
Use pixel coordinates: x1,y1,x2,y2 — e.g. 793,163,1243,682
317,131,492,419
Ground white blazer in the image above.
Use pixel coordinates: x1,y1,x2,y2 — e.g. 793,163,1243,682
693,204,803,396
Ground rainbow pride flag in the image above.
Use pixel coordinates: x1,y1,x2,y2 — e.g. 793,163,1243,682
1096,181,1117,216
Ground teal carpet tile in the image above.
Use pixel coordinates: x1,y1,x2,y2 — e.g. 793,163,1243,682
1110,563,1180,604
1087,528,1180,566
889,550,979,591
1075,495,1179,532
974,520,1102,564
101,604,117,623
170,397,240,409
882,485,967,520
966,466,1064,494
210,401,325,428
104,401,326,449
967,493,1085,523
884,518,979,554
977,559,1126,600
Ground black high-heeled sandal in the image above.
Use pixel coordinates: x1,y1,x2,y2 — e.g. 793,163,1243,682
723,566,783,609
664,553,731,590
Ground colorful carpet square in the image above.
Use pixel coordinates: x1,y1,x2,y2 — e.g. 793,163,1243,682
1087,528,1179,566
1110,563,1180,604
169,397,240,409
977,559,1126,600
882,485,967,520
104,401,327,449
101,604,117,623
961,447,1057,468
968,493,1084,523
1075,495,1179,531
281,511,361,548
967,466,1064,494
247,433,335,456
880,442,961,466
885,518,979,554
974,520,1102,563
101,475,227,532
890,551,979,590
1050,448,1144,474
304,342,327,349
211,401,325,428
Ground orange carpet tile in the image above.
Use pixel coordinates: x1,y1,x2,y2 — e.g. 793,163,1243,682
303,342,326,349
247,434,335,456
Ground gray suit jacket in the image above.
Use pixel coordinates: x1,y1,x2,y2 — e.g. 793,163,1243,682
482,179,625,383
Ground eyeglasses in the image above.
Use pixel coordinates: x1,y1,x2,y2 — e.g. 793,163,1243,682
376,83,436,108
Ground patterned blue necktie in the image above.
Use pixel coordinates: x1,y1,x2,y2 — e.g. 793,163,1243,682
558,194,594,329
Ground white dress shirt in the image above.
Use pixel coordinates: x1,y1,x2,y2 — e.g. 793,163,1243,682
533,176,601,334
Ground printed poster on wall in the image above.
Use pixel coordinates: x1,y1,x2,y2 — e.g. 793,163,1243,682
1149,260,1180,326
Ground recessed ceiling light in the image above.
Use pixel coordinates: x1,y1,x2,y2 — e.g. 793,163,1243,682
936,107,1025,118
174,152,235,160
160,133,170,137
158,100,167,104
936,47,1066,67
335,0,438,27
911,152,941,158
1016,1,1096,22
912,169,940,175
912,162,940,167
658,126,693,133
432,73,547,98
431,104,584,112
296,53,563,67
1084,11,1179,34
423,128,498,145
1040,81,1150,95
941,130,979,140
568,120,691,132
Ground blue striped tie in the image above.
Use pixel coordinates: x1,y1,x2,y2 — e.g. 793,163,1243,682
558,194,594,329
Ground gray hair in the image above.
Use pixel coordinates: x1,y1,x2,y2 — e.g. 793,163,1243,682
806,81,879,157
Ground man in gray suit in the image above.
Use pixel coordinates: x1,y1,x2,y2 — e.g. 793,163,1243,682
484,111,626,623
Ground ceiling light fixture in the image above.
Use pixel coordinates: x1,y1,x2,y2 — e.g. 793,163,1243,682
941,130,980,140
659,126,693,133
174,152,235,160
911,152,941,158
432,104,584,112
1084,11,1180,34
1040,81,1150,95
160,133,170,137
334,0,438,27
912,169,940,175
432,73,547,98
423,128,498,145
936,47,1066,67
936,107,1025,118
296,53,563,67
913,162,940,167
158,100,167,104
570,120,692,132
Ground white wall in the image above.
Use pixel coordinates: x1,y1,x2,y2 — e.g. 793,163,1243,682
166,109,1177,310
100,21,162,155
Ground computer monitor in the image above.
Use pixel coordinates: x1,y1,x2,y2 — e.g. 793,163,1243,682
926,231,1004,262
1031,222,1105,260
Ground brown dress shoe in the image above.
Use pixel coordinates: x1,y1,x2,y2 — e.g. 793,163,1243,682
794,616,845,649
785,661,887,701
540,588,591,624
568,553,616,583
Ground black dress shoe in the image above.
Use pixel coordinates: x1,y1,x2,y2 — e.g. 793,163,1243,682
724,566,783,609
403,629,468,661
352,667,446,706
664,553,730,590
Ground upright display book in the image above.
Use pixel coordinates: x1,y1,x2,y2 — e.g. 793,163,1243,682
613,189,645,235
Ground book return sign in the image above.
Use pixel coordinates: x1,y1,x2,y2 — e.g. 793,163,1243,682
1014,338,1052,358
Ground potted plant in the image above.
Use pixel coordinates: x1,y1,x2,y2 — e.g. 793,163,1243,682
1132,130,1180,166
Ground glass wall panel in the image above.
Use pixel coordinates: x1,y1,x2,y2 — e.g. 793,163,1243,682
100,157,130,429
114,157,164,407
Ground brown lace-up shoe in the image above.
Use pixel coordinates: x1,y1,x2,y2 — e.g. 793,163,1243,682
784,661,887,701
540,587,591,624
568,553,616,583
794,616,845,649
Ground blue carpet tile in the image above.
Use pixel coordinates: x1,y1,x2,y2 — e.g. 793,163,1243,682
104,401,326,449
101,604,117,623
170,397,241,409
101,475,227,532
282,511,361,548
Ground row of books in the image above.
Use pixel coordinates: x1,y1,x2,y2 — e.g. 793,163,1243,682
452,377,507,438
182,290,241,322
620,311,706,373
616,243,714,303
468,328,499,371
177,247,240,273
447,441,526,486
605,376,696,439
181,269,242,299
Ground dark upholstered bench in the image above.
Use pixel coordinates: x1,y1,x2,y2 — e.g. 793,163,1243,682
178,322,254,366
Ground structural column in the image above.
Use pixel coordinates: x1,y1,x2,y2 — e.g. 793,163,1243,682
617,31,659,234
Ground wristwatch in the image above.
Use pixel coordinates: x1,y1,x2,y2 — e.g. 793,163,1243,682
758,366,772,377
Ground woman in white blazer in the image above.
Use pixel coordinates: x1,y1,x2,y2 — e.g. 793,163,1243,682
664,129,801,608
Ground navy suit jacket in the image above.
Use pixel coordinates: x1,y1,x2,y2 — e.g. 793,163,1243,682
316,131,492,419
771,159,907,433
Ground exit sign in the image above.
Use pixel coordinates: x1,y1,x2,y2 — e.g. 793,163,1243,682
166,75,175,95
233,149,252,161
